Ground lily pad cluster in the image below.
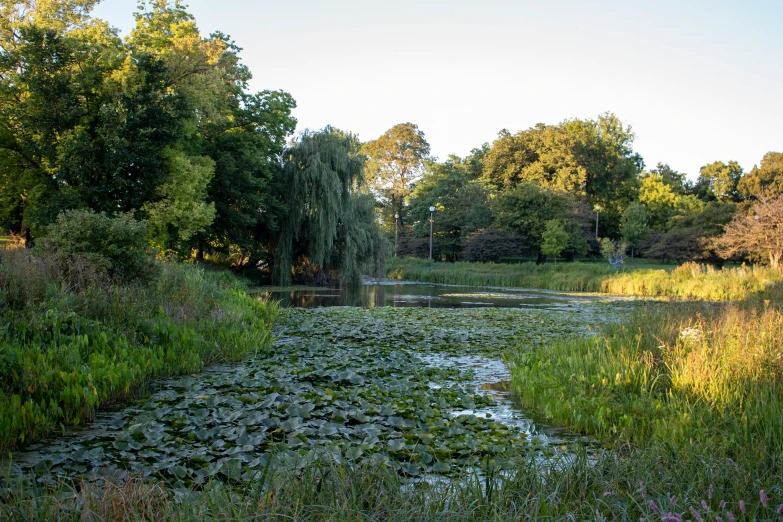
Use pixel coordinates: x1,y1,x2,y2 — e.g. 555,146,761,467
10,305,612,486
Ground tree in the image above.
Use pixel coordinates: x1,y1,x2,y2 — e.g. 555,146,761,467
693,161,744,203
541,219,570,264
362,123,430,221
621,202,648,258
739,152,783,199
715,194,783,268
639,172,681,230
491,183,571,260
407,155,493,260
462,229,528,263
272,127,383,286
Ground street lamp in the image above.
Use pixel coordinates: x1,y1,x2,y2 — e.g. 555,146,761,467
394,213,399,257
594,204,602,239
429,206,436,261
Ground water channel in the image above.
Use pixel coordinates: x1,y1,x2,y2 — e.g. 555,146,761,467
9,282,622,483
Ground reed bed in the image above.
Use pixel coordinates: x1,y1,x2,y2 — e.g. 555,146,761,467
387,258,782,300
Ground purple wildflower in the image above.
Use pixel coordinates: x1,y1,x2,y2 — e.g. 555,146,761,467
709,485,714,500
670,495,677,505
739,500,746,513
702,499,709,511
648,500,661,515
661,513,683,522
725,512,736,522
760,489,769,508
777,504,783,514
715,517,724,522
639,482,647,499
690,506,705,522
719,500,726,510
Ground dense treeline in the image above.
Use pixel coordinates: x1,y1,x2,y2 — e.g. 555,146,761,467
2,2,781,284
0,1,383,285
370,118,783,267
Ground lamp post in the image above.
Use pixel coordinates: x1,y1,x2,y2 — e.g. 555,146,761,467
394,213,399,257
594,204,602,239
429,206,435,261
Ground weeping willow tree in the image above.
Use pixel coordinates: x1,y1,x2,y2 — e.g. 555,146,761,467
272,127,387,286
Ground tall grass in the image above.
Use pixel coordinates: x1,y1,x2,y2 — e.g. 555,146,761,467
4,448,783,521
387,257,783,300
508,285,783,460
0,247,278,454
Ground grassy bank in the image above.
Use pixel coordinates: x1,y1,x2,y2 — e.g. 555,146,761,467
387,257,782,300
0,247,278,454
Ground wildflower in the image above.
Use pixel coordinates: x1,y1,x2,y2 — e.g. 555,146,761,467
661,513,683,522
715,517,724,522
719,500,725,510
679,327,702,344
649,500,661,515
777,504,783,514
708,485,714,500
670,495,677,505
690,506,705,522
760,489,768,508
725,512,736,522
639,482,647,499
702,500,709,510
739,500,746,513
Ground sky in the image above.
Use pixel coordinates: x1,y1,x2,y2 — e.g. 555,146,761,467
92,0,783,180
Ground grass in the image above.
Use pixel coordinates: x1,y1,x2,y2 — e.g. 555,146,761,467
0,247,278,454
387,257,783,300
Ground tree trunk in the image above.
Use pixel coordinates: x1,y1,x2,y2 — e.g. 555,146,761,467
771,251,781,269
196,243,205,262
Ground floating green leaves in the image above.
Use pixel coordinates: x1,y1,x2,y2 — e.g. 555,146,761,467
11,305,615,487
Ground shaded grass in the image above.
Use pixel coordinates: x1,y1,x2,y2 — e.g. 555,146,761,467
0,248,278,454
3,448,783,521
387,257,783,300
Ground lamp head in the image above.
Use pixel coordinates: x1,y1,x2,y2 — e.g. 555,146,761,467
429,206,436,213
394,213,399,219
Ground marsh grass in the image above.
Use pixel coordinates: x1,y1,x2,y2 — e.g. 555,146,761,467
0,247,278,454
387,258,783,300
3,448,782,521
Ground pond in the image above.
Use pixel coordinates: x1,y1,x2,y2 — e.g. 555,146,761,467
8,286,628,486
257,280,627,310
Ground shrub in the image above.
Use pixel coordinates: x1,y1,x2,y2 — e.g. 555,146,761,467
39,209,157,283
463,229,528,263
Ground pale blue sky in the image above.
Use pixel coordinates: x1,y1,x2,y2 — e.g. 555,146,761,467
92,0,783,180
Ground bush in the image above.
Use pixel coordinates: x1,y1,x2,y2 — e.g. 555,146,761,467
462,229,528,263
39,209,157,283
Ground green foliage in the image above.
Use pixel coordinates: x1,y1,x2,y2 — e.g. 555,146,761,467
739,151,783,198
38,209,156,283
0,247,277,453
639,172,682,230
362,122,431,219
541,219,569,262
273,127,383,286
694,160,745,203
491,183,572,254
407,155,493,259
620,202,648,254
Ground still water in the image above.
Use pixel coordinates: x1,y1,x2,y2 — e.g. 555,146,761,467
258,280,623,310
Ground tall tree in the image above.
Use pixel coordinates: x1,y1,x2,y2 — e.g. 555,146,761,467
738,152,783,199
362,123,430,222
272,127,383,286
693,160,744,203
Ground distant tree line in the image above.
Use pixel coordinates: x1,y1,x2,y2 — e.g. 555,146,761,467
2,2,780,284
365,119,783,267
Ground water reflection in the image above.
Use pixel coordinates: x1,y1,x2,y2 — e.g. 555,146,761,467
259,282,619,310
